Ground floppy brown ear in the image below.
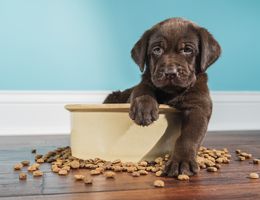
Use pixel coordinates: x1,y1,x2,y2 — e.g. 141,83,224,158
131,30,151,72
199,28,221,72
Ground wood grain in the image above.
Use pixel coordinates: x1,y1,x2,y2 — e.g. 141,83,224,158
0,131,260,200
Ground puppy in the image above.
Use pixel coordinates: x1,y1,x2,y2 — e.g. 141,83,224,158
104,18,221,176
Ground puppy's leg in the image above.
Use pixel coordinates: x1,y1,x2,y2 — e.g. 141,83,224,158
129,83,159,126
103,88,134,103
163,99,212,177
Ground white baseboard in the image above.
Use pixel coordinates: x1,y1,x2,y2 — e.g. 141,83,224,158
0,91,259,135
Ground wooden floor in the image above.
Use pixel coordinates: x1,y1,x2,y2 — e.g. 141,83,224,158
0,131,260,200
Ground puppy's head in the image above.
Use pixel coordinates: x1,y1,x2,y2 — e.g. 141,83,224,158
131,18,221,90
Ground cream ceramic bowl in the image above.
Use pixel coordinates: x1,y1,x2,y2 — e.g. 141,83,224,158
65,104,181,162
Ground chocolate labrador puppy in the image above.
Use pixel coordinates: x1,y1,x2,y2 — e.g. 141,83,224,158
104,18,221,176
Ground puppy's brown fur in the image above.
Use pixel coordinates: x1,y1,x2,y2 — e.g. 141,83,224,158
104,18,221,176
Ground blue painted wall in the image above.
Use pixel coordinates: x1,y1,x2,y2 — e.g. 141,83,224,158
0,0,259,91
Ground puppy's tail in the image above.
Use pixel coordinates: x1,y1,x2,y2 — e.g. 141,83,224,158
103,87,134,103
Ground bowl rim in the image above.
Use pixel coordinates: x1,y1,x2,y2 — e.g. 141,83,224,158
65,103,178,113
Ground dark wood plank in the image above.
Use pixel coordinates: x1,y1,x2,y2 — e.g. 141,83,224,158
0,131,260,200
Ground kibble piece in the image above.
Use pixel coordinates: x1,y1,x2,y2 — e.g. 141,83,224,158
74,174,85,181
249,173,259,179
19,173,27,180
207,167,218,172
153,180,165,187
70,160,80,169
177,174,190,181
52,166,60,173
235,149,241,154
35,154,43,160
132,171,140,177
58,169,68,176
113,166,123,172
36,158,44,163
90,169,101,175
155,171,163,177
104,171,115,178
239,156,246,161
33,170,43,177
112,159,121,164
13,163,23,170
28,165,38,172
21,160,30,166
139,170,148,175
253,159,260,164
31,149,37,154
139,161,148,167
83,176,93,184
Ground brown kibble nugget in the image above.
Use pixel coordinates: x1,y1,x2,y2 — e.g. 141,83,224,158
74,174,85,180
235,149,241,154
70,160,80,169
249,173,259,179
139,170,148,175
19,173,27,180
207,167,218,172
253,159,260,164
21,160,30,166
153,180,165,187
132,171,140,177
104,171,116,178
33,170,43,177
83,176,93,184
90,169,101,175
13,163,23,170
36,158,44,163
177,174,190,181
58,169,68,176
28,165,37,172
155,171,163,177
239,156,246,161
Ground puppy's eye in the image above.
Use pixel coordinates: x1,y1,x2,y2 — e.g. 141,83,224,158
152,46,164,56
180,46,193,55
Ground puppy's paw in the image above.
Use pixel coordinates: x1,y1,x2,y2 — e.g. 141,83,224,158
162,156,199,177
129,95,159,126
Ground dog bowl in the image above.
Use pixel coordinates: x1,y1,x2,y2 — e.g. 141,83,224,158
65,104,181,162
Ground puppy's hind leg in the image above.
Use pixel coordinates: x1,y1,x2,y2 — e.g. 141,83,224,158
103,87,134,103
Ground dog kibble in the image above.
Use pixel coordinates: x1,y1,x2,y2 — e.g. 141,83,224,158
155,171,163,177
58,169,68,176
153,180,165,187
19,173,27,180
253,159,260,164
83,176,93,184
139,170,148,175
33,170,43,177
74,174,85,180
70,160,80,169
207,167,218,172
249,173,259,179
36,158,44,163
90,169,101,175
132,171,140,177
239,156,246,161
104,171,116,178
177,174,190,181
13,163,23,170
28,165,38,172
21,160,30,166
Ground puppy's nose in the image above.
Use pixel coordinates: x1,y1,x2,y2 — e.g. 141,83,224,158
164,67,177,79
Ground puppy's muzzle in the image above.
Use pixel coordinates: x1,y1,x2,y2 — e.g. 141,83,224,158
163,66,179,80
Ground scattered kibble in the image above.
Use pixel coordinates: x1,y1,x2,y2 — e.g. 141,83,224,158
70,160,80,169
13,163,23,170
19,173,27,180
83,176,93,184
249,173,259,179
253,159,260,164
33,170,43,177
74,174,85,181
177,174,190,181
90,169,101,175
132,171,140,177
58,169,68,176
104,171,115,178
21,160,30,166
153,180,165,187
155,171,163,177
207,167,218,172
36,158,44,163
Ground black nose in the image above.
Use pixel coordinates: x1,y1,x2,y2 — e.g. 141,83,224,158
164,67,177,79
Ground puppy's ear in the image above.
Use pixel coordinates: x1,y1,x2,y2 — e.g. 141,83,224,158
131,30,151,72
199,28,221,72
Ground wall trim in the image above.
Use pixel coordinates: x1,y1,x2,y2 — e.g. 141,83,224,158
0,91,260,135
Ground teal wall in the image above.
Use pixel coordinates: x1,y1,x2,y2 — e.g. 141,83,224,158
0,0,260,91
